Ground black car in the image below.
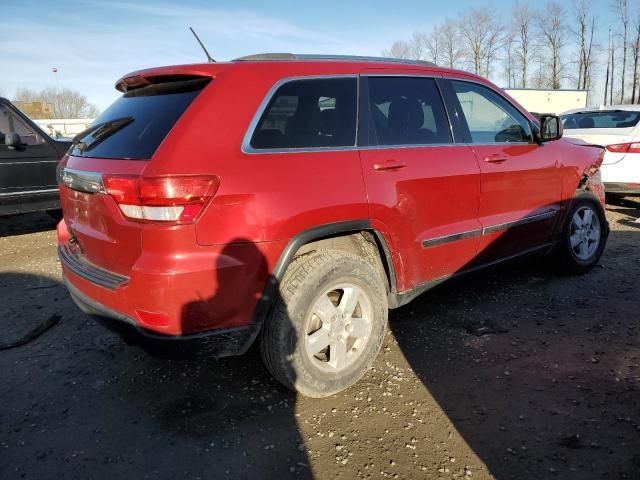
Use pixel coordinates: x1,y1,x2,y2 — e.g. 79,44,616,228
0,98,70,216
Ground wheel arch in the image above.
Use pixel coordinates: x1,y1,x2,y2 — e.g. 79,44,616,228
240,220,398,355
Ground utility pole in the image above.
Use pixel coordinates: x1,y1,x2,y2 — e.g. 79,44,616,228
604,29,611,105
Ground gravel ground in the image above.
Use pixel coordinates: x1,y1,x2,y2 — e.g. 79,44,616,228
1,200,639,480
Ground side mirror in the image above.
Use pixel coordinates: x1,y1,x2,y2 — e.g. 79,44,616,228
6,132,26,151
537,115,563,142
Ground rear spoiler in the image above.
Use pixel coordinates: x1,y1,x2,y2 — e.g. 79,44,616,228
115,74,212,93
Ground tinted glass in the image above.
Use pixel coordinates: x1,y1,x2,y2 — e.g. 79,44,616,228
250,78,357,149
366,77,452,146
452,81,533,143
561,111,640,129
70,79,208,160
0,107,45,146
0,107,9,144
13,114,45,146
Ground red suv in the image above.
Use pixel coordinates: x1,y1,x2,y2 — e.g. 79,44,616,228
57,54,608,397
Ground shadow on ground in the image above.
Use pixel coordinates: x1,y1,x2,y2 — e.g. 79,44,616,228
390,218,640,478
0,270,309,479
0,211,59,237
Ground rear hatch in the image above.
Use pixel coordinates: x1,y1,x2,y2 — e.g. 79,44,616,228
59,75,211,276
561,109,640,165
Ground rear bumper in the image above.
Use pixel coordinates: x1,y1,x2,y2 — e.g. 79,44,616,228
57,218,285,354
65,276,257,357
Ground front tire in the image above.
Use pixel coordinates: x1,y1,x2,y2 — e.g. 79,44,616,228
555,193,608,275
260,250,388,398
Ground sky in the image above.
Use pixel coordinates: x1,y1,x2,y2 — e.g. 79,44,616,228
0,0,623,111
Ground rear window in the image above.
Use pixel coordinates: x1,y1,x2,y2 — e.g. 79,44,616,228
69,78,209,160
561,110,640,130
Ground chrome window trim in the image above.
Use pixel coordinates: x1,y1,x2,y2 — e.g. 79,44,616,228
422,209,558,249
241,73,539,155
241,74,359,155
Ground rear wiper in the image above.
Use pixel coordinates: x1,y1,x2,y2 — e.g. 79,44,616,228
72,117,134,152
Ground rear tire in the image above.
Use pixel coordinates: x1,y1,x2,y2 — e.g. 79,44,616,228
555,193,608,275
260,250,388,398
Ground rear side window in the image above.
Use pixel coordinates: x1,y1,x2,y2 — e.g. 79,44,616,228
250,78,357,149
366,77,452,146
452,81,533,144
561,111,640,129
70,78,209,160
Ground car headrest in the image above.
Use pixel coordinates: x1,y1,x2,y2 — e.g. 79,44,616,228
577,117,594,128
388,98,424,134
287,97,322,136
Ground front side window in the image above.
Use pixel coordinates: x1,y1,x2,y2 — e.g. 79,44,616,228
366,77,452,146
250,77,357,149
452,81,533,144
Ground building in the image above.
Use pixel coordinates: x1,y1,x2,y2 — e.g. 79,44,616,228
503,88,588,115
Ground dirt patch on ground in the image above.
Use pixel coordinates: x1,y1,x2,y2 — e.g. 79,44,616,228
1,203,639,479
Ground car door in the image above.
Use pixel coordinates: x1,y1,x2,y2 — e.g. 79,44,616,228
359,76,482,291
0,104,60,196
443,80,563,265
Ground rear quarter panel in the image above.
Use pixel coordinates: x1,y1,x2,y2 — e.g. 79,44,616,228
145,63,370,246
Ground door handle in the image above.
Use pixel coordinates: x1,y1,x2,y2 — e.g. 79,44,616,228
373,160,407,171
483,154,508,164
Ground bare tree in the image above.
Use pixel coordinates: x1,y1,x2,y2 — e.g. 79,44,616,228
536,2,567,89
13,87,99,119
632,17,640,103
424,26,442,65
573,0,597,91
409,31,430,61
484,24,503,79
611,38,616,104
504,28,517,88
614,0,629,102
604,29,612,105
381,40,414,59
458,8,503,78
512,3,534,87
439,19,463,69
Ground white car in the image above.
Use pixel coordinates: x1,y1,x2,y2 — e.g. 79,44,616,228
561,105,640,197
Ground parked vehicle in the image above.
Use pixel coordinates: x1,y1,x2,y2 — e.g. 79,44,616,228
561,105,640,198
57,54,608,397
0,98,71,216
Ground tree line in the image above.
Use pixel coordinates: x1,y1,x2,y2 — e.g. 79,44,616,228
382,0,640,105
12,87,99,119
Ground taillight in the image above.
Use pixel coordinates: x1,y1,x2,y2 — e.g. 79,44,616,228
605,142,640,153
102,175,219,224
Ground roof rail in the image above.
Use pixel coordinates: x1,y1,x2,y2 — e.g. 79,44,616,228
233,53,437,67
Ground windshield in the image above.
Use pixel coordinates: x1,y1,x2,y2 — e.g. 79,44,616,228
561,110,640,130
69,78,209,160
